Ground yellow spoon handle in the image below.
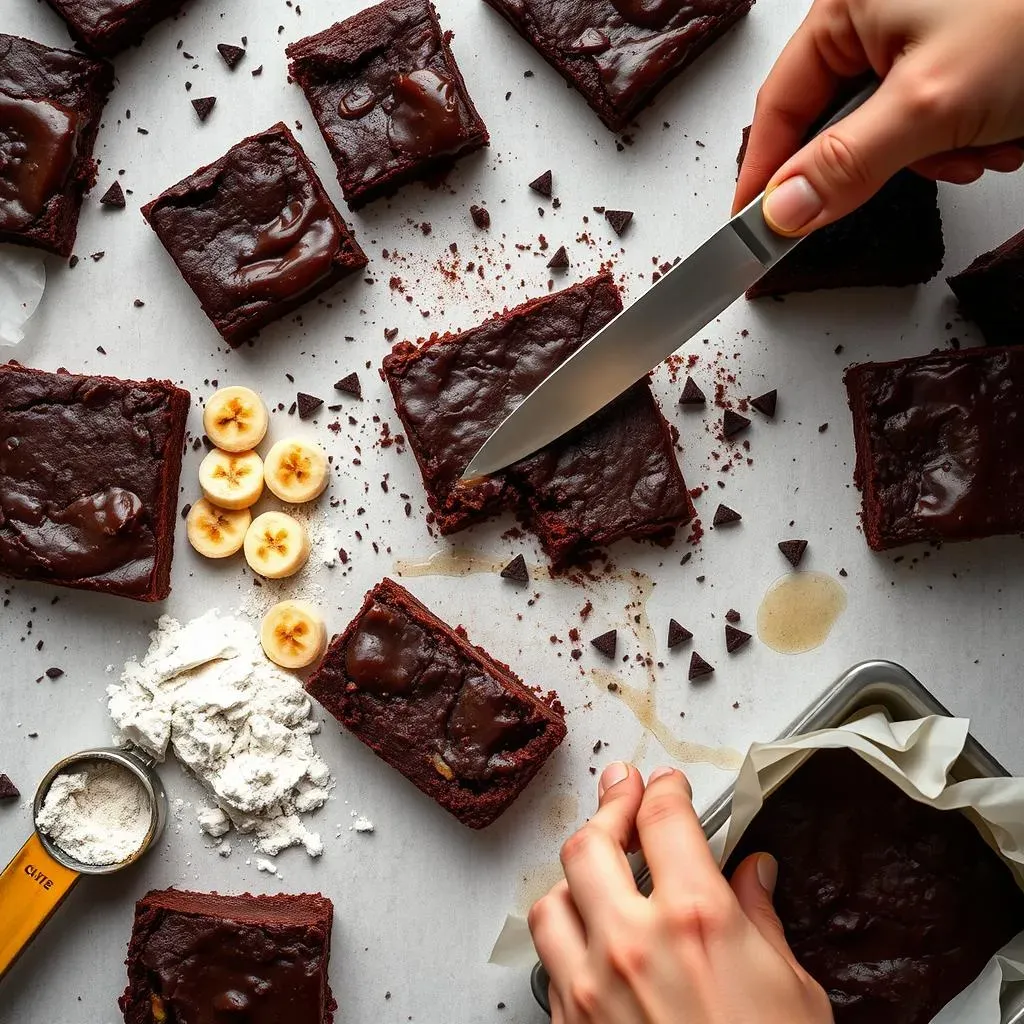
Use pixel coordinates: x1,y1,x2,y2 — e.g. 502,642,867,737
0,834,80,980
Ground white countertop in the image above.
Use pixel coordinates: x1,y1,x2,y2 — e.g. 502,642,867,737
3,0,1024,1021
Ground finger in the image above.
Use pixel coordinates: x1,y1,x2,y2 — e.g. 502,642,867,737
529,881,587,986
729,853,802,972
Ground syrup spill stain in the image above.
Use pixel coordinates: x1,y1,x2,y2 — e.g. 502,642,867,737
757,572,847,654
516,860,567,914
394,549,526,579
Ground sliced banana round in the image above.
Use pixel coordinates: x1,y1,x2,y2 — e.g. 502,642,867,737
244,511,310,579
199,448,264,510
203,386,269,453
260,600,328,669
264,438,329,504
186,499,251,559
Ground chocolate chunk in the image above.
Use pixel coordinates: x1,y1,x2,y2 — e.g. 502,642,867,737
470,204,491,229
725,625,751,653
217,43,245,69
334,373,362,399
547,245,569,270
251,65,264,76
0,774,18,800
500,554,529,585
529,170,553,197
667,619,692,648
191,96,216,121
688,652,714,680
723,409,750,438
605,210,633,236
778,539,808,568
818,422,829,433
751,389,777,418
100,181,126,208
725,609,741,623
297,393,323,419
590,629,617,658
45,667,64,679
679,377,705,406
713,504,742,527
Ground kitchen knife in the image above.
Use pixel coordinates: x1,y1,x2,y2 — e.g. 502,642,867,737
460,82,878,482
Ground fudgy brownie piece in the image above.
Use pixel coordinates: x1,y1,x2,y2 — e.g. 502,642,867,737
43,0,189,56
948,227,1024,345
0,361,190,601
845,346,1024,550
307,578,566,829
120,890,336,1024
286,0,489,209
0,33,113,256
142,123,367,348
726,749,1024,1024
382,274,694,565
483,0,754,133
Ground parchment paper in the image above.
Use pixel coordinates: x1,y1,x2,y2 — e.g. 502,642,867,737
0,245,45,346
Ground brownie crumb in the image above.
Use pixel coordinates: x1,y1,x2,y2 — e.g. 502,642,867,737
547,245,569,269
605,210,633,236
191,96,216,121
688,652,714,680
470,204,491,229
45,667,64,679
100,181,126,208
750,389,777,418
723,409,750,438
529,170,553,197
725,608,741,624
499,554,529,585
251,64,264,76
778,539,808,568
679,376,705,406
217,43,245,69
590,629,617,658
818,422,829,433
0,775,18,800
713,504,742,527
334,373,362,399
297,393,323,419
133,298,145,308
725,625,751,653
667,619,692,649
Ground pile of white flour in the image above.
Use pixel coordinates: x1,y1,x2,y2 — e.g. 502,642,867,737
107,611,332,857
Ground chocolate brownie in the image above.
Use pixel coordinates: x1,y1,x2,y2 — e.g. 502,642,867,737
736,128,945,297
845,346,1024,551
0,33,113,257
726,749,1024,1024
142,123,367,348
43,0,189,57
0,361,190,601
306,578,566,829
382,275,694,565
948,227,1024,345
120,890,336,1024
483,0,755,133
286,0,489,209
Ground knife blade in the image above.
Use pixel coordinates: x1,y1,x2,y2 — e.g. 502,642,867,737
460,82,878,482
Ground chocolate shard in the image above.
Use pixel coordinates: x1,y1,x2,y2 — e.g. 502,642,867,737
334,372,362,399
723,408,750,438
713,504,742,527
751,389,778,418
217,43,245,69
547,245,569,270
778,539,808,568
590,629,617,658
297,392,323,419
667,618,692,649
688,651,714,680
500,553,529,585
0,774,18,800
529,170,553,197
725,624,752,653
605,209,634,236
191,96,216,121
725,609,740,624
100,181,126,208
679,376,705,406
45,667,64,679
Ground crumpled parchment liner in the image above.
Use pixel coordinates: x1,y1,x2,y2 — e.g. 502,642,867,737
0,244,46,346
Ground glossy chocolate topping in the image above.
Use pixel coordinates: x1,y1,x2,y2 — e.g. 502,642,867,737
386,69,463,158
49,0,137,34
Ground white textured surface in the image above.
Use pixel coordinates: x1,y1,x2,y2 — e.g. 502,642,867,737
3,0,1024,1022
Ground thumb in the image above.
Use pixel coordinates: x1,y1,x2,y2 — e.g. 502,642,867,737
730,853,801,971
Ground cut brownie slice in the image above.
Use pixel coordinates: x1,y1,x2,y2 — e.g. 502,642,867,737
0,361,190,601
845,346,1024,550
120,890,336,1024
382,274,694,565
483,0,754,133
142,123,367,348
287,0,489,209
43,0,190,57
948,228,1024,346
0,33,113,256
306,578,567,829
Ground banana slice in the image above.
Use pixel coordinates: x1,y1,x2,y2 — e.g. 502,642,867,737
264,438,329,504
203,386,269,452
186,499,251,558
260,600,327,669
199,449,264,510
244,511,310,579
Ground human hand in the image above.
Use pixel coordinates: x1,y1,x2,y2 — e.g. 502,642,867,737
734,0,1024,236
528,763,833,1024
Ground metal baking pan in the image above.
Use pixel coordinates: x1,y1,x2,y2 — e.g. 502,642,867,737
531,660,1023,1021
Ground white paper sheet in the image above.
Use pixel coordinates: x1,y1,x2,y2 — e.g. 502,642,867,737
0,244,46,346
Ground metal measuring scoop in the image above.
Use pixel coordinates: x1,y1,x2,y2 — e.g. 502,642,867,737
0,747,166,980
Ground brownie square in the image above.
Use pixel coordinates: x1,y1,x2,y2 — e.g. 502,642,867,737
947,227,1024,345
120,890,336,1024
845,346,1024,551
483,0,754,133
142,123,367,348
286,0,489,209
43,0,189,57
382,274,694,565
0,361,190,601
726,749,1024,1024
307,578,567,829
0,33,113,257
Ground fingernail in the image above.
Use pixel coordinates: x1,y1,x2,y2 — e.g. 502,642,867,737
757,853,778,895
647,766,675,784
763,175,822,233
598,761,629,797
